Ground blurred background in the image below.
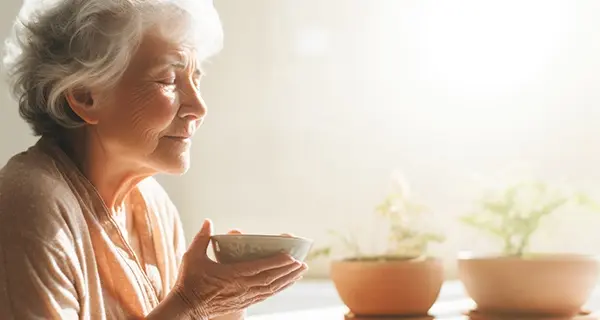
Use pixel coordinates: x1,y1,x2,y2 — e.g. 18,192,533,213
2,0,600,282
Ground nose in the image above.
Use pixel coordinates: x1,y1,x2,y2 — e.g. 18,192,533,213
178,80,207,120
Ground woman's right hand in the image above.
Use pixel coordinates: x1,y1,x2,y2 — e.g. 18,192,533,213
172,219,308,319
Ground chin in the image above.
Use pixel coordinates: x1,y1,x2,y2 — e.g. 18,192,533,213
162,165,190,175
162,160,191,175
148,143,194,175
152,154,192,175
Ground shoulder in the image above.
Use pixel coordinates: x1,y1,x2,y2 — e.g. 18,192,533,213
0,148,78,244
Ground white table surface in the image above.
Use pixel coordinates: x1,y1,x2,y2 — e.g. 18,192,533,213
247,280,600,320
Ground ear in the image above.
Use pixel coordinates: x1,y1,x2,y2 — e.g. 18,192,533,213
65,87,100,125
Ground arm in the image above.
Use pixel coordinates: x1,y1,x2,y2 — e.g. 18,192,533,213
0,176,82,320
0,231,80,319
144,290,194,320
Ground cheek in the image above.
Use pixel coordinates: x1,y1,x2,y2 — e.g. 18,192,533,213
127,86,179,140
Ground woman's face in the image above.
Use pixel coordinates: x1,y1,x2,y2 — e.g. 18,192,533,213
92,31,206,175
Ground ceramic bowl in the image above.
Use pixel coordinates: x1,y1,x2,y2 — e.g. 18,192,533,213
210,234,314,264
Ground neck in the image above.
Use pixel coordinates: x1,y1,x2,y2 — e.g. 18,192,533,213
59,128,154,213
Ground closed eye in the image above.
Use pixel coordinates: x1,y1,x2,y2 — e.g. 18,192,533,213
155,71,202,89
157,78,176,86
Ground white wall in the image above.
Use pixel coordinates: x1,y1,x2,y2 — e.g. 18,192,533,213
2,0,600,279
0,1,36,159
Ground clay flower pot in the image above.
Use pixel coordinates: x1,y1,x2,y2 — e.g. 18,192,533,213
330,256,444,316
458,253,600,316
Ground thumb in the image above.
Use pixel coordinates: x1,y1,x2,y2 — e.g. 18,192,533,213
188,218,214,253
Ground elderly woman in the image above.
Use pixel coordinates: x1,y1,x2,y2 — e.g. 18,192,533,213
0,0,307,319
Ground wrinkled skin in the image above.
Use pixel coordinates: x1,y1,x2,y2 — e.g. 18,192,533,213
173,220,307,318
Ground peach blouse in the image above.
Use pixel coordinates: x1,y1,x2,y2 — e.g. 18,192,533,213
0,136,186,319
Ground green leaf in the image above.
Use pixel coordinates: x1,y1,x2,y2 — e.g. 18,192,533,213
317,171,446,259
480,198,512,216
461,180,597,255
460,215,506,238
305,247,332,261
575,193,600,212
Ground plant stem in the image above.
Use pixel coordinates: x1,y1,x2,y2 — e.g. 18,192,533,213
516,230,534,257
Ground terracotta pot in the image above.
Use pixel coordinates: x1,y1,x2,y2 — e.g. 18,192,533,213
458,253,600,316
330,257,444,316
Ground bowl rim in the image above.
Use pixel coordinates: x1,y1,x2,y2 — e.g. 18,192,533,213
210,234,313,243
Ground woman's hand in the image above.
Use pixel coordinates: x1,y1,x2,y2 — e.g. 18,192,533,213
172,219,308,319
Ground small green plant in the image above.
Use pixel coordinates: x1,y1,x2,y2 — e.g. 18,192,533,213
307,172,444,262
460,180,597,257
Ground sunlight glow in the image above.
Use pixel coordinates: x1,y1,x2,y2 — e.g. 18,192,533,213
413,0,573,97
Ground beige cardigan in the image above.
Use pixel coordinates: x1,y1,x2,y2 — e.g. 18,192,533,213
0,137,197,319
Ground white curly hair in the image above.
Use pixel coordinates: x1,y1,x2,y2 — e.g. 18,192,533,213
2,0,223,136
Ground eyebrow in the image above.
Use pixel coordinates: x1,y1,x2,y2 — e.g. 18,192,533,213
171,62,202,77
153,54,202,76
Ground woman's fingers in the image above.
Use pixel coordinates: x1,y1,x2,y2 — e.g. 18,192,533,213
185,219,214,259
232,253,297,276
240,281,298,309
242,261,304,288
250,263,306,296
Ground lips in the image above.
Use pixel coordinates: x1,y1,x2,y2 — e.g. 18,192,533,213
165,135,191,139
164,123,196,140
164,130,193,140
164,135,192,143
